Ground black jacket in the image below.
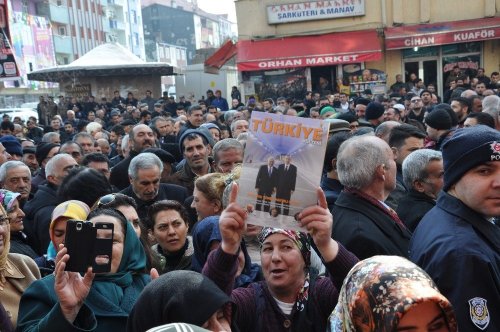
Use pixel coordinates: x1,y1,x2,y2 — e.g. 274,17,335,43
320,177,343,211
396,190,435,232
120,183,189,220
332,191,412,260
9,232,39,260
110,151,139,191
410,192,500,331
23,183,60,255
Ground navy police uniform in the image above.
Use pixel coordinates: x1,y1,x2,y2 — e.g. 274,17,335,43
410,192,500,331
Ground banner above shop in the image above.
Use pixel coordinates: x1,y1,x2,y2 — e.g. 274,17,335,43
385,17,500,50
0,1,20,80
267,0,365,24
237,30,381,71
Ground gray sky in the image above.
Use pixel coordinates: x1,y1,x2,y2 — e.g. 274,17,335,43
197,0,237,22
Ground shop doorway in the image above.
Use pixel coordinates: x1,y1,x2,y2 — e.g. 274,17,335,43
311,66,336,95
404,58,440,93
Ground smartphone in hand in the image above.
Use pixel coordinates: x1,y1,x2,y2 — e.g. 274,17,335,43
64,220,114,273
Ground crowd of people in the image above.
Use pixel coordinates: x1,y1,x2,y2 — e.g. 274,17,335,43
0,67,497,331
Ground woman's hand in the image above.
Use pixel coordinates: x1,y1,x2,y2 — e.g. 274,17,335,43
54,244,95,324
219,183,247,255
298,188,339,262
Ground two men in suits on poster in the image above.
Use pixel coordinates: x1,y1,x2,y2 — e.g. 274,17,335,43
255,155,297,215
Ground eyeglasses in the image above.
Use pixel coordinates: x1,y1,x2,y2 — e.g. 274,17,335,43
411,99,422,103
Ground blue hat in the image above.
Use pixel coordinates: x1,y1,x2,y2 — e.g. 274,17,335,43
0,135,22,156
442,125,500,191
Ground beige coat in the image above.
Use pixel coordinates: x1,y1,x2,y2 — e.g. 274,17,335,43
0,253,40,327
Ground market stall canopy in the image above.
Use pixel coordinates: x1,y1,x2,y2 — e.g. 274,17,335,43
27,43,180,82
385,17,500,50
204,39,237,74
236,30,382,71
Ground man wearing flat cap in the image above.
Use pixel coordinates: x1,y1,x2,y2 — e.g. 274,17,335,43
410,125,500,331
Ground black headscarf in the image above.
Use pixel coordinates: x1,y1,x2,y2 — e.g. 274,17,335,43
126,270,232,332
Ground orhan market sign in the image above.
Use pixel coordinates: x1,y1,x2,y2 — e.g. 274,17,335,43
267,0,365,24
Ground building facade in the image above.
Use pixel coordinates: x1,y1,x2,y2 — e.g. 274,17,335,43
1,0,146,106
233,0,500,100
33,0,145,64
142,0,236,63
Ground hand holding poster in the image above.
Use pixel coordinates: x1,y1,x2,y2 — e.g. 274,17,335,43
237,112,329,231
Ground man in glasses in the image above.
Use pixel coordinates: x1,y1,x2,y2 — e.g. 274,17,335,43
408,96,425,124
24,153,79,255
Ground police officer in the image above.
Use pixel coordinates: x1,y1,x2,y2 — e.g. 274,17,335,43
410,125,500,331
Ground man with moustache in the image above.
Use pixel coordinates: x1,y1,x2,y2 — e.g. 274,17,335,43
110,124,156,190
0,161,32,205
120,153,188,220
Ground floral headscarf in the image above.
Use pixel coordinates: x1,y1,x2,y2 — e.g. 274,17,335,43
258,227,311,312
0,189,21,213
328,255,458,332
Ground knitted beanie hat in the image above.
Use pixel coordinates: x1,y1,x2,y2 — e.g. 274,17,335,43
442,125,500,191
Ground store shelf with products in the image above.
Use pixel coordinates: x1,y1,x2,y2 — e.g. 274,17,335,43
350,80,387,94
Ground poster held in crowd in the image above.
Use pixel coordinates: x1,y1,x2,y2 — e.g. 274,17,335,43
237,111,329,231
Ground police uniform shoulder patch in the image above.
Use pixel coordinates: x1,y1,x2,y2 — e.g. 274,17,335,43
469,297,490,330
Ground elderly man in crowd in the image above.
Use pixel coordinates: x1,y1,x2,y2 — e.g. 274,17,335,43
396,149,443,231
120,152,188,219
23,153,78,255
410,125,500,331
0,161,32,205
110,124,155,190
72,132,94,155
332,135,412,260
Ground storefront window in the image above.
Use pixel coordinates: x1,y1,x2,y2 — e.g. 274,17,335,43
442,42,481,88
441,42,480,55
402,46,439,59
241,68,307,101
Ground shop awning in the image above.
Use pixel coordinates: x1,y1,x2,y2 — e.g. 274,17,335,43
236,30,382,71
385,17,500,50
204,39,237,74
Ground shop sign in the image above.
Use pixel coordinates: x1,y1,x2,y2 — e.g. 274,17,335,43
64,84,92,98
386,26,500,50
267,0,365,24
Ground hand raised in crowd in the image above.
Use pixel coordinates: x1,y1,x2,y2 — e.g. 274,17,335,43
219,183,247,255
54,244,95,324
298,187,339,262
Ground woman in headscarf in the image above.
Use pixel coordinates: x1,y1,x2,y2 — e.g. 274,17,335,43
0,190,40,329
203,185,358,332
38,200,91,276
5,188,38,260
17,208,150,331
127,270,234,332
328,255,458,332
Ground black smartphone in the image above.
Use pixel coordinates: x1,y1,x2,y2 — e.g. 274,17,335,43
64,220,114,273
